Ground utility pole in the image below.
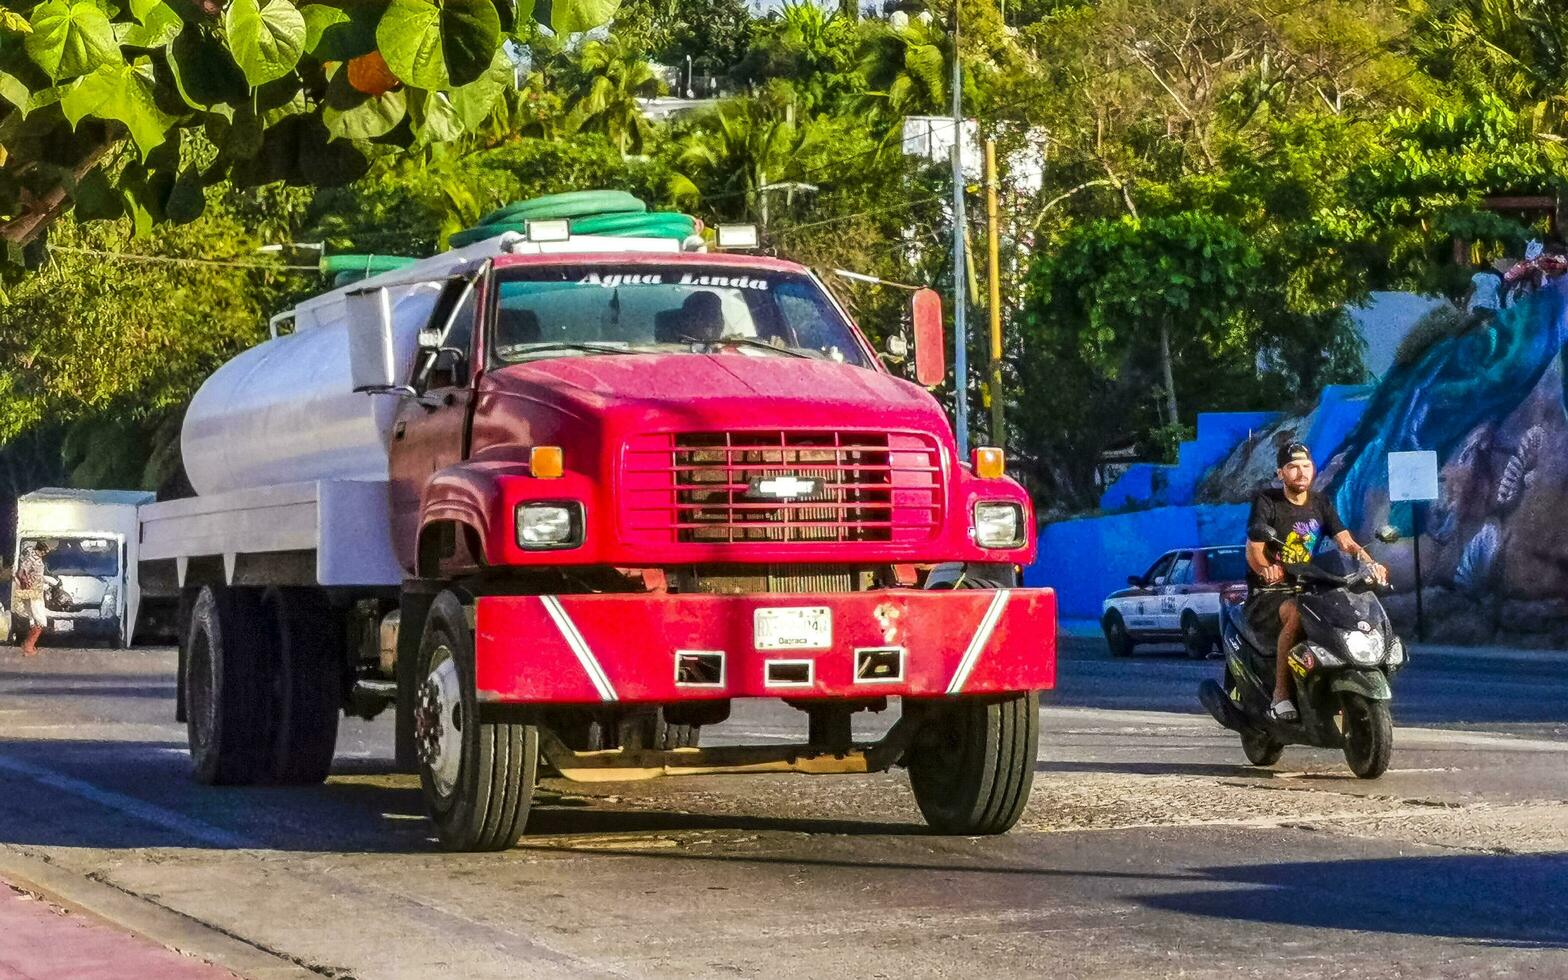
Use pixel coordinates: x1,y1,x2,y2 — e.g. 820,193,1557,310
950,0,969,459
984,138,1004,449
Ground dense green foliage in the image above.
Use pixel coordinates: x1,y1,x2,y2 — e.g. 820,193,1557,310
0,0,621,248
0,0,1563,518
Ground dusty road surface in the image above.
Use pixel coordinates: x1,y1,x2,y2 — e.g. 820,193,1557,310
1,639,1566,979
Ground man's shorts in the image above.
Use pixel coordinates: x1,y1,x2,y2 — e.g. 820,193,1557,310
23,597,48,626
1246,590,1293,644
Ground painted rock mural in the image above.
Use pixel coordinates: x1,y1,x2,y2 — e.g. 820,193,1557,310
1203,271,1568,646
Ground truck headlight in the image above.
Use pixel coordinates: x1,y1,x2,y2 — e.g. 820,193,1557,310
973,502,1025,549
515,503,583,549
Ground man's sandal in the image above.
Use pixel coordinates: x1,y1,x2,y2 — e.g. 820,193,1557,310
1268,698,1299,722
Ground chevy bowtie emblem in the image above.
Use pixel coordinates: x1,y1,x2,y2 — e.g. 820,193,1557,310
748,475,821,500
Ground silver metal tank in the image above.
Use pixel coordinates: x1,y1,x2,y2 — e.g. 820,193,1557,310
181,282,443,496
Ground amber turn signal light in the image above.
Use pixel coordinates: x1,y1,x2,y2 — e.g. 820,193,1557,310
973,447,1005,479
530,446,564,478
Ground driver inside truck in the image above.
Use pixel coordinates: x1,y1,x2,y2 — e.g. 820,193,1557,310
653,290,727,344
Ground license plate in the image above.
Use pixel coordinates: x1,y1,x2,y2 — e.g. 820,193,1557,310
754,607,832,651
53,619,73,633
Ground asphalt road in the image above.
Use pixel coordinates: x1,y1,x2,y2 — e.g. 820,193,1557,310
1,638,1566,979
1055,632,1568,735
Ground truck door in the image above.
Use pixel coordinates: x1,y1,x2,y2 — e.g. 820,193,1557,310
388,274,483,572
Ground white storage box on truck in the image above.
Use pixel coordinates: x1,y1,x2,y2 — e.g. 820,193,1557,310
13,488,155,647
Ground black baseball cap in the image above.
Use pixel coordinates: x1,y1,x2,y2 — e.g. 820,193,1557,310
1277,441,1312,468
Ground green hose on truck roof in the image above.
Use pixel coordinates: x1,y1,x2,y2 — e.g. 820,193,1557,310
321,191,699,280
474,189,647,227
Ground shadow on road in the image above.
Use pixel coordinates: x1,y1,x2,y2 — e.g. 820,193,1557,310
0,737,932,852
1140,854,1568,948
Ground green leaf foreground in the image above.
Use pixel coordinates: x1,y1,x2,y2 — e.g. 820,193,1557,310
0,0,623,244
223,0,307,88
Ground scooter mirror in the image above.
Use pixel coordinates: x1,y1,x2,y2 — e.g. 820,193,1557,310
1375,525,1400,544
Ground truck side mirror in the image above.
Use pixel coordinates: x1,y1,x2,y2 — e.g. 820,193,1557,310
911,288,946,387
347,286,398,393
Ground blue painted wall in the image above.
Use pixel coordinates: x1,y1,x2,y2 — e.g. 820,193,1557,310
1101,411,1282,511
1025,503,1250,621
1304,384,1373,464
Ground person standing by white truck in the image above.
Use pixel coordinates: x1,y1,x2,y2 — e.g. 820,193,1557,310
11,488,154,649
13,540,51,655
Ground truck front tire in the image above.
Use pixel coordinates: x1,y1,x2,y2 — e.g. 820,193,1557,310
906,692,1039,835
185,586,269,785
415,591,537,851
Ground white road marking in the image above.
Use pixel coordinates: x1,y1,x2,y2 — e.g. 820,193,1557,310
0,755,247,849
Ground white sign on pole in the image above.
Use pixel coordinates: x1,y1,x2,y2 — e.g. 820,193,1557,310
1388,451,1440,502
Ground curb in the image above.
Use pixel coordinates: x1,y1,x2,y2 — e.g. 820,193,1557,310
0,848,321,980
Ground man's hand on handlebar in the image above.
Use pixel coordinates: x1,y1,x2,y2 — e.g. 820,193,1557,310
1261,563,1286,585
1366,561,1390,587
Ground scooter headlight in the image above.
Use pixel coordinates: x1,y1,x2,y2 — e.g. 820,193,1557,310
1343,628,1382,666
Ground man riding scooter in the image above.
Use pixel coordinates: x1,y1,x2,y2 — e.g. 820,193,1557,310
1248,442,1388,721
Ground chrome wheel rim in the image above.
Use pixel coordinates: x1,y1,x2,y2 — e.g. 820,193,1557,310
414,646,463,798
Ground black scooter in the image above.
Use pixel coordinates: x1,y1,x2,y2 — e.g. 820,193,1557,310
1199,541,1407,778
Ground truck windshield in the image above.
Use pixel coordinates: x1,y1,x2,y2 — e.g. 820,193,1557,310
22,537,118,577
489,265,873,369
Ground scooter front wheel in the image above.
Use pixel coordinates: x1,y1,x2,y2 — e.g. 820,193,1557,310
1240,730,1284,767
1341,692,1392,779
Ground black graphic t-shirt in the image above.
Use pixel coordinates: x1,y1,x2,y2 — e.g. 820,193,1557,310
1245,488,1347,590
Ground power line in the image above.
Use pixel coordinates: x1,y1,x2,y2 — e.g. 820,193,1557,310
45,244,318,272
770,192,950,234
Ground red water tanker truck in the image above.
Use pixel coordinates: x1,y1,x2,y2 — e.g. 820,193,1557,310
138,223,1057,850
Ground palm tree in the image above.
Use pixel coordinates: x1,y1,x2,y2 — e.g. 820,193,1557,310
673,85,829,227
565,38,667,155
856,13,950,123
1424,0,1568,140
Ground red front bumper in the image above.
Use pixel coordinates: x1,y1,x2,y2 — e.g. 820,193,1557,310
473,588,1056,704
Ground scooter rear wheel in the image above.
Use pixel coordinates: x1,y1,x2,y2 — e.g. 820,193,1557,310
1341,692,1392,779
1240,730,1284,767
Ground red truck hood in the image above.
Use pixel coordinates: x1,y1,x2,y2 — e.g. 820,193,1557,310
483,353,950,433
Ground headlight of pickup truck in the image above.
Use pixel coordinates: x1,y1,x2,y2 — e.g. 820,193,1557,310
516,502,583,549
974,502,1025,549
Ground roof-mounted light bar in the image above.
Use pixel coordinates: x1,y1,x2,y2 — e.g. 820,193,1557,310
715,224,759,250
526,219,571,242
